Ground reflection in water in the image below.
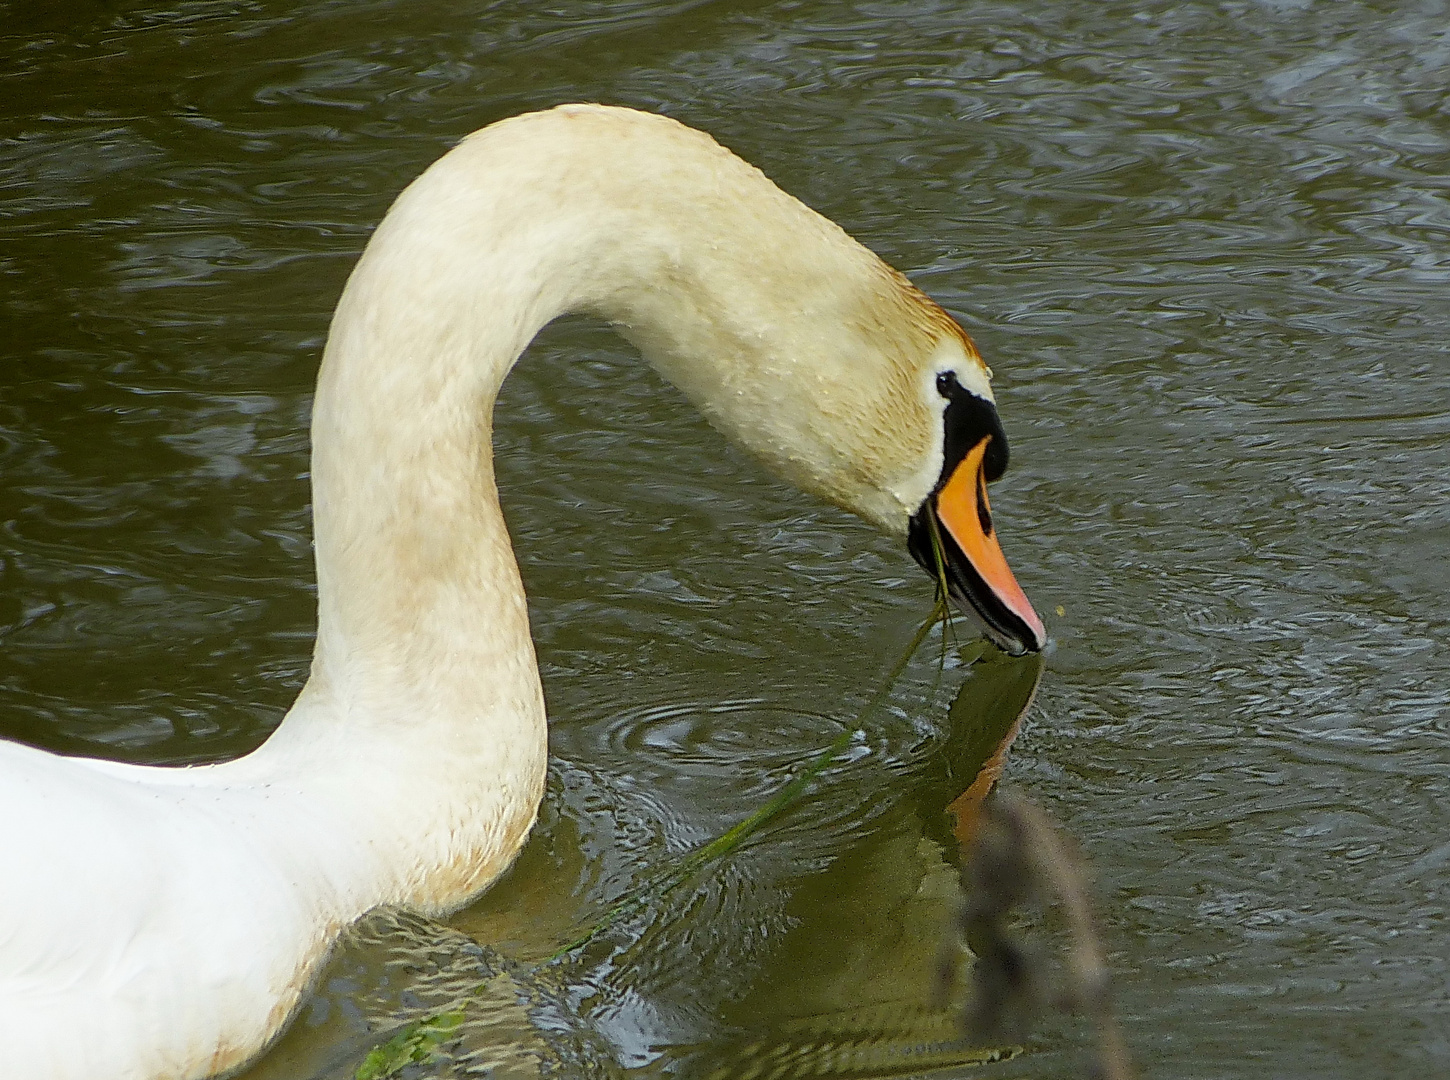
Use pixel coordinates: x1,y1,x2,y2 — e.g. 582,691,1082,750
246,650,1043,1079
952,792,1133,1080
685,653,1044,1079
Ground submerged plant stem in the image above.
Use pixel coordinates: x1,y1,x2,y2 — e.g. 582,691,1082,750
545,596,950,962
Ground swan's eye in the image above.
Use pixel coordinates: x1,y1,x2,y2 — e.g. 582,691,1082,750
935,371,958,399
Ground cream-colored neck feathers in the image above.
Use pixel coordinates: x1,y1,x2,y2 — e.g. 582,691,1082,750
282,103,991,913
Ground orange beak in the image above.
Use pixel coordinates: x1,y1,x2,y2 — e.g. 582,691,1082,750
932,437,1045,654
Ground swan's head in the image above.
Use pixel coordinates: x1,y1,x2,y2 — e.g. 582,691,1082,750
795,290,1047,658
901,341,1047,657
468,105,1046,653
616,246,1045,656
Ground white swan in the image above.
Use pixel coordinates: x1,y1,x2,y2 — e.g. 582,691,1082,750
0,104,1044,1079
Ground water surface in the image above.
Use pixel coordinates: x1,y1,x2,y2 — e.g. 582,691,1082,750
2,1,1448,1077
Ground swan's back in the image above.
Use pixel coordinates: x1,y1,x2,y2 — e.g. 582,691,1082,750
0,740,339,1077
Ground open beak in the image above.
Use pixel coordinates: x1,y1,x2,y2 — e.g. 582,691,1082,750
908,436,1045,655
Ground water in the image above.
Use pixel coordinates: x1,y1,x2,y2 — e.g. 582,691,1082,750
2,1,1448,1077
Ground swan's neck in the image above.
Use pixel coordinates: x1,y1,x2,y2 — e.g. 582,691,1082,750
249,105,957,916
256,112,719,913
263,162,589,914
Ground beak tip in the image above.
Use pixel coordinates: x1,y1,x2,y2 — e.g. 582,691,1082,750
1024,608,1047,653
1003,603,1047,655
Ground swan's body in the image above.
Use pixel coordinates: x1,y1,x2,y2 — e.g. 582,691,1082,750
0,105,1042,1079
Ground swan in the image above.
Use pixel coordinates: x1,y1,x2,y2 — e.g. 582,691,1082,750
0,104,1044,1079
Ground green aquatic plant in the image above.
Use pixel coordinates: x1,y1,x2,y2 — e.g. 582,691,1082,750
355,1009,464,1080
694,1008,1017,1080
546,595,952,964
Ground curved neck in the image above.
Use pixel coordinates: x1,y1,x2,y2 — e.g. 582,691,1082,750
250,105,957,915
260,115,695,913
269,145,593,914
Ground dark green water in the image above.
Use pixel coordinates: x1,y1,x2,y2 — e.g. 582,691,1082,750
2,1,1448,1077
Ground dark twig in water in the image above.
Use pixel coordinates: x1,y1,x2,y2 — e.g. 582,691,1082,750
947,791,1134,1080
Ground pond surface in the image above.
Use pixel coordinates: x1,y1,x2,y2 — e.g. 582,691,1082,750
2,1,1448,1077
